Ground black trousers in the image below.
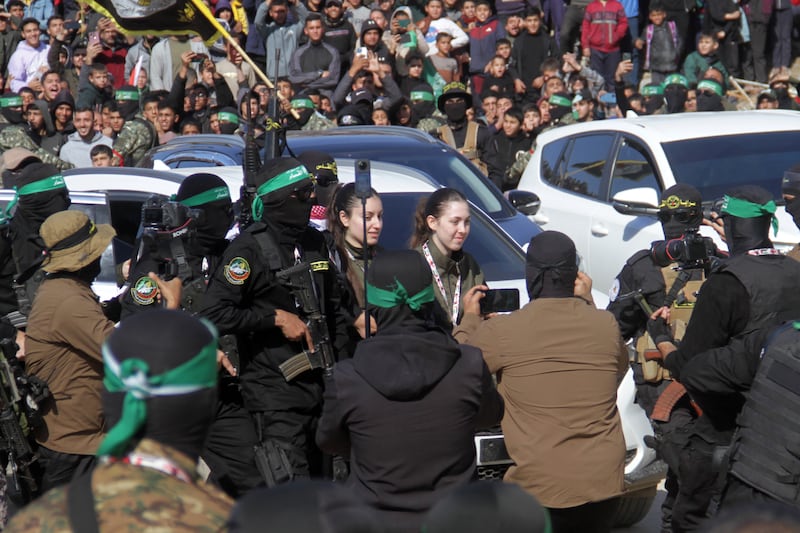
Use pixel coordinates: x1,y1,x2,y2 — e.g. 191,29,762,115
37,446,95,493
255,409,322,480
202,383,264,498
548,497,619,533
672,435,722,533
560,4,587,53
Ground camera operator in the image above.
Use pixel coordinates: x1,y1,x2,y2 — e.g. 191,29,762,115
121,173,234,318
118,174,265,497
646,186,800,532
607,183,721,532
200,157,350,485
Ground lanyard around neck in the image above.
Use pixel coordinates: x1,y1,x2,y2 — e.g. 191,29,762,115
422,241,460,323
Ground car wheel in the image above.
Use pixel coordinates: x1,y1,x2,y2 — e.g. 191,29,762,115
613,485,657,527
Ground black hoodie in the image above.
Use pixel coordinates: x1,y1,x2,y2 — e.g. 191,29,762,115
317,319,503,532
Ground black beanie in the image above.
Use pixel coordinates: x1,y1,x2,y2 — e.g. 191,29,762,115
525,231,578,300
423,482,552,533
659,183,703,238
102,310,218,460
722,185,775,256
228,480,382,533
176,172,230,204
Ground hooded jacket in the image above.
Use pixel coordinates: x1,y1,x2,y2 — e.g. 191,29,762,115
383,7,429,76
316,324,502,532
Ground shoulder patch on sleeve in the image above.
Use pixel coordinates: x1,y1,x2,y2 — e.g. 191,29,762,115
131,276,158,305
224,257,251,285
608,277,621,302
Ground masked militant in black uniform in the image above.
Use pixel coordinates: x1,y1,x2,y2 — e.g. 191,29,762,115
200,157,349,484
646,186,800,532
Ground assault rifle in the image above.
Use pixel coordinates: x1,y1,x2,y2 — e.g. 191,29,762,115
0,338,49,505
277,262,335,381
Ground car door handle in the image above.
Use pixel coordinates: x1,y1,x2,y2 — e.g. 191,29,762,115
591,223,609,236
532,213,549,224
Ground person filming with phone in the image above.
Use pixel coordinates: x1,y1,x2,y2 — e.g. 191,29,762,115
454,230,628,533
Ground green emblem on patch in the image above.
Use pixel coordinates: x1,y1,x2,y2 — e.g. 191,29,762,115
131,276,158,305
224,257,251,285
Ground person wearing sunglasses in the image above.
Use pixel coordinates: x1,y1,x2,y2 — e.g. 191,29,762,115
607,183,723,533
200,156,350,487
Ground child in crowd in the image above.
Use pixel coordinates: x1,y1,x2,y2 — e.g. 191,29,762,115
468,0,505,97
522,103,541,138
635,2,680,85
484,56,515,98
78,63,112,108
90,144,114,167
682,33,729,85
485,106,532,191
457,0,477,31
430,32,459,82
581,0,628,91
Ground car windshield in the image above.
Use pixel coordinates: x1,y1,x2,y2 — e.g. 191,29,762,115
379,192,525,281
662,131,800,202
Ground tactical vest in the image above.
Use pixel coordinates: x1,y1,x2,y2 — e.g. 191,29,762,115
720,253,800,336
729,322,800,504
788,244,800,263
438,122,488,175
636,266,704,382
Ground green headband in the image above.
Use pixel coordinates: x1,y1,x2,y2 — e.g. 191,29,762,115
97,321,219,457
116,90,139,102
17,174,65,196
179,186,230,207
218,111,239,124
663,74,688,88
251,164,312,220
642,85,664,96
721,195,779,236
367,278,435,311
410,91,434,102
291,98,315,109
0,96,22,107
697,80,722,96
548,94,571,107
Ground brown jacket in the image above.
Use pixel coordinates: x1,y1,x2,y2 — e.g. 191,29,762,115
25,276,115,455
454,297,628,508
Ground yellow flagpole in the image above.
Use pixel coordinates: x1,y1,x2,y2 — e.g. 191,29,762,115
188,0,300,119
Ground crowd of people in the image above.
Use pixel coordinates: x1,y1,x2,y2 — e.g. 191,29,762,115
0,0,795,188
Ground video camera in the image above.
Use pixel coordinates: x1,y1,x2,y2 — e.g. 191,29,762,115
651,230,712,269
139,195,199,280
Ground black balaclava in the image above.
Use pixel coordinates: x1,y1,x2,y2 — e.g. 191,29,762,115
410,84,436,119
367,249,437,334
548,92,572,122
10,162,71,278
696,92,723,111
525,231,579,300
297,150,338,208
229,480,382,533
782,164,800,229
0,93,24,124
218,106,240,135
423,481,552,533
175,173,233,257
663,85,687,114
255,157,314,245
102,310,218,461
116,85,141,120
658,183,703,239
443,97,467,123
721,185,776,257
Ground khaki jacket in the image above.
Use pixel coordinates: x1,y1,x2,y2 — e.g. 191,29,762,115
454,297,628,508
25,276,115,455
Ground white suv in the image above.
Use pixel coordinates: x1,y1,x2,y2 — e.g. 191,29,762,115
516,110,800,295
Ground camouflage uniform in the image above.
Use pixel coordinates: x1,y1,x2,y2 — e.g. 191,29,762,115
0,126,74,171
302,111,336,131
111,114,156,166
416,111,446,137
5,439,233,533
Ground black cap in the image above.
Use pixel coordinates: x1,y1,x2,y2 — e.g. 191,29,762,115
361,19,383,36
437,82,471,113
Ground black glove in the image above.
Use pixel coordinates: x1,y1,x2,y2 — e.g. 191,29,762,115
647,316,673,345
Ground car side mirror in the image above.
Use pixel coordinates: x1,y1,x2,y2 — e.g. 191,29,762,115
612,187,660,217
507,189,541,216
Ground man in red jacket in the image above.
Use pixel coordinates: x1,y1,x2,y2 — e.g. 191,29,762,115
581,0,627,91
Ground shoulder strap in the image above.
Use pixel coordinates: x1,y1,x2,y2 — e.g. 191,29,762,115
67,471,99,533
438,125,457,148
464,122,479,153
247,223,286,272
668,20,678,48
